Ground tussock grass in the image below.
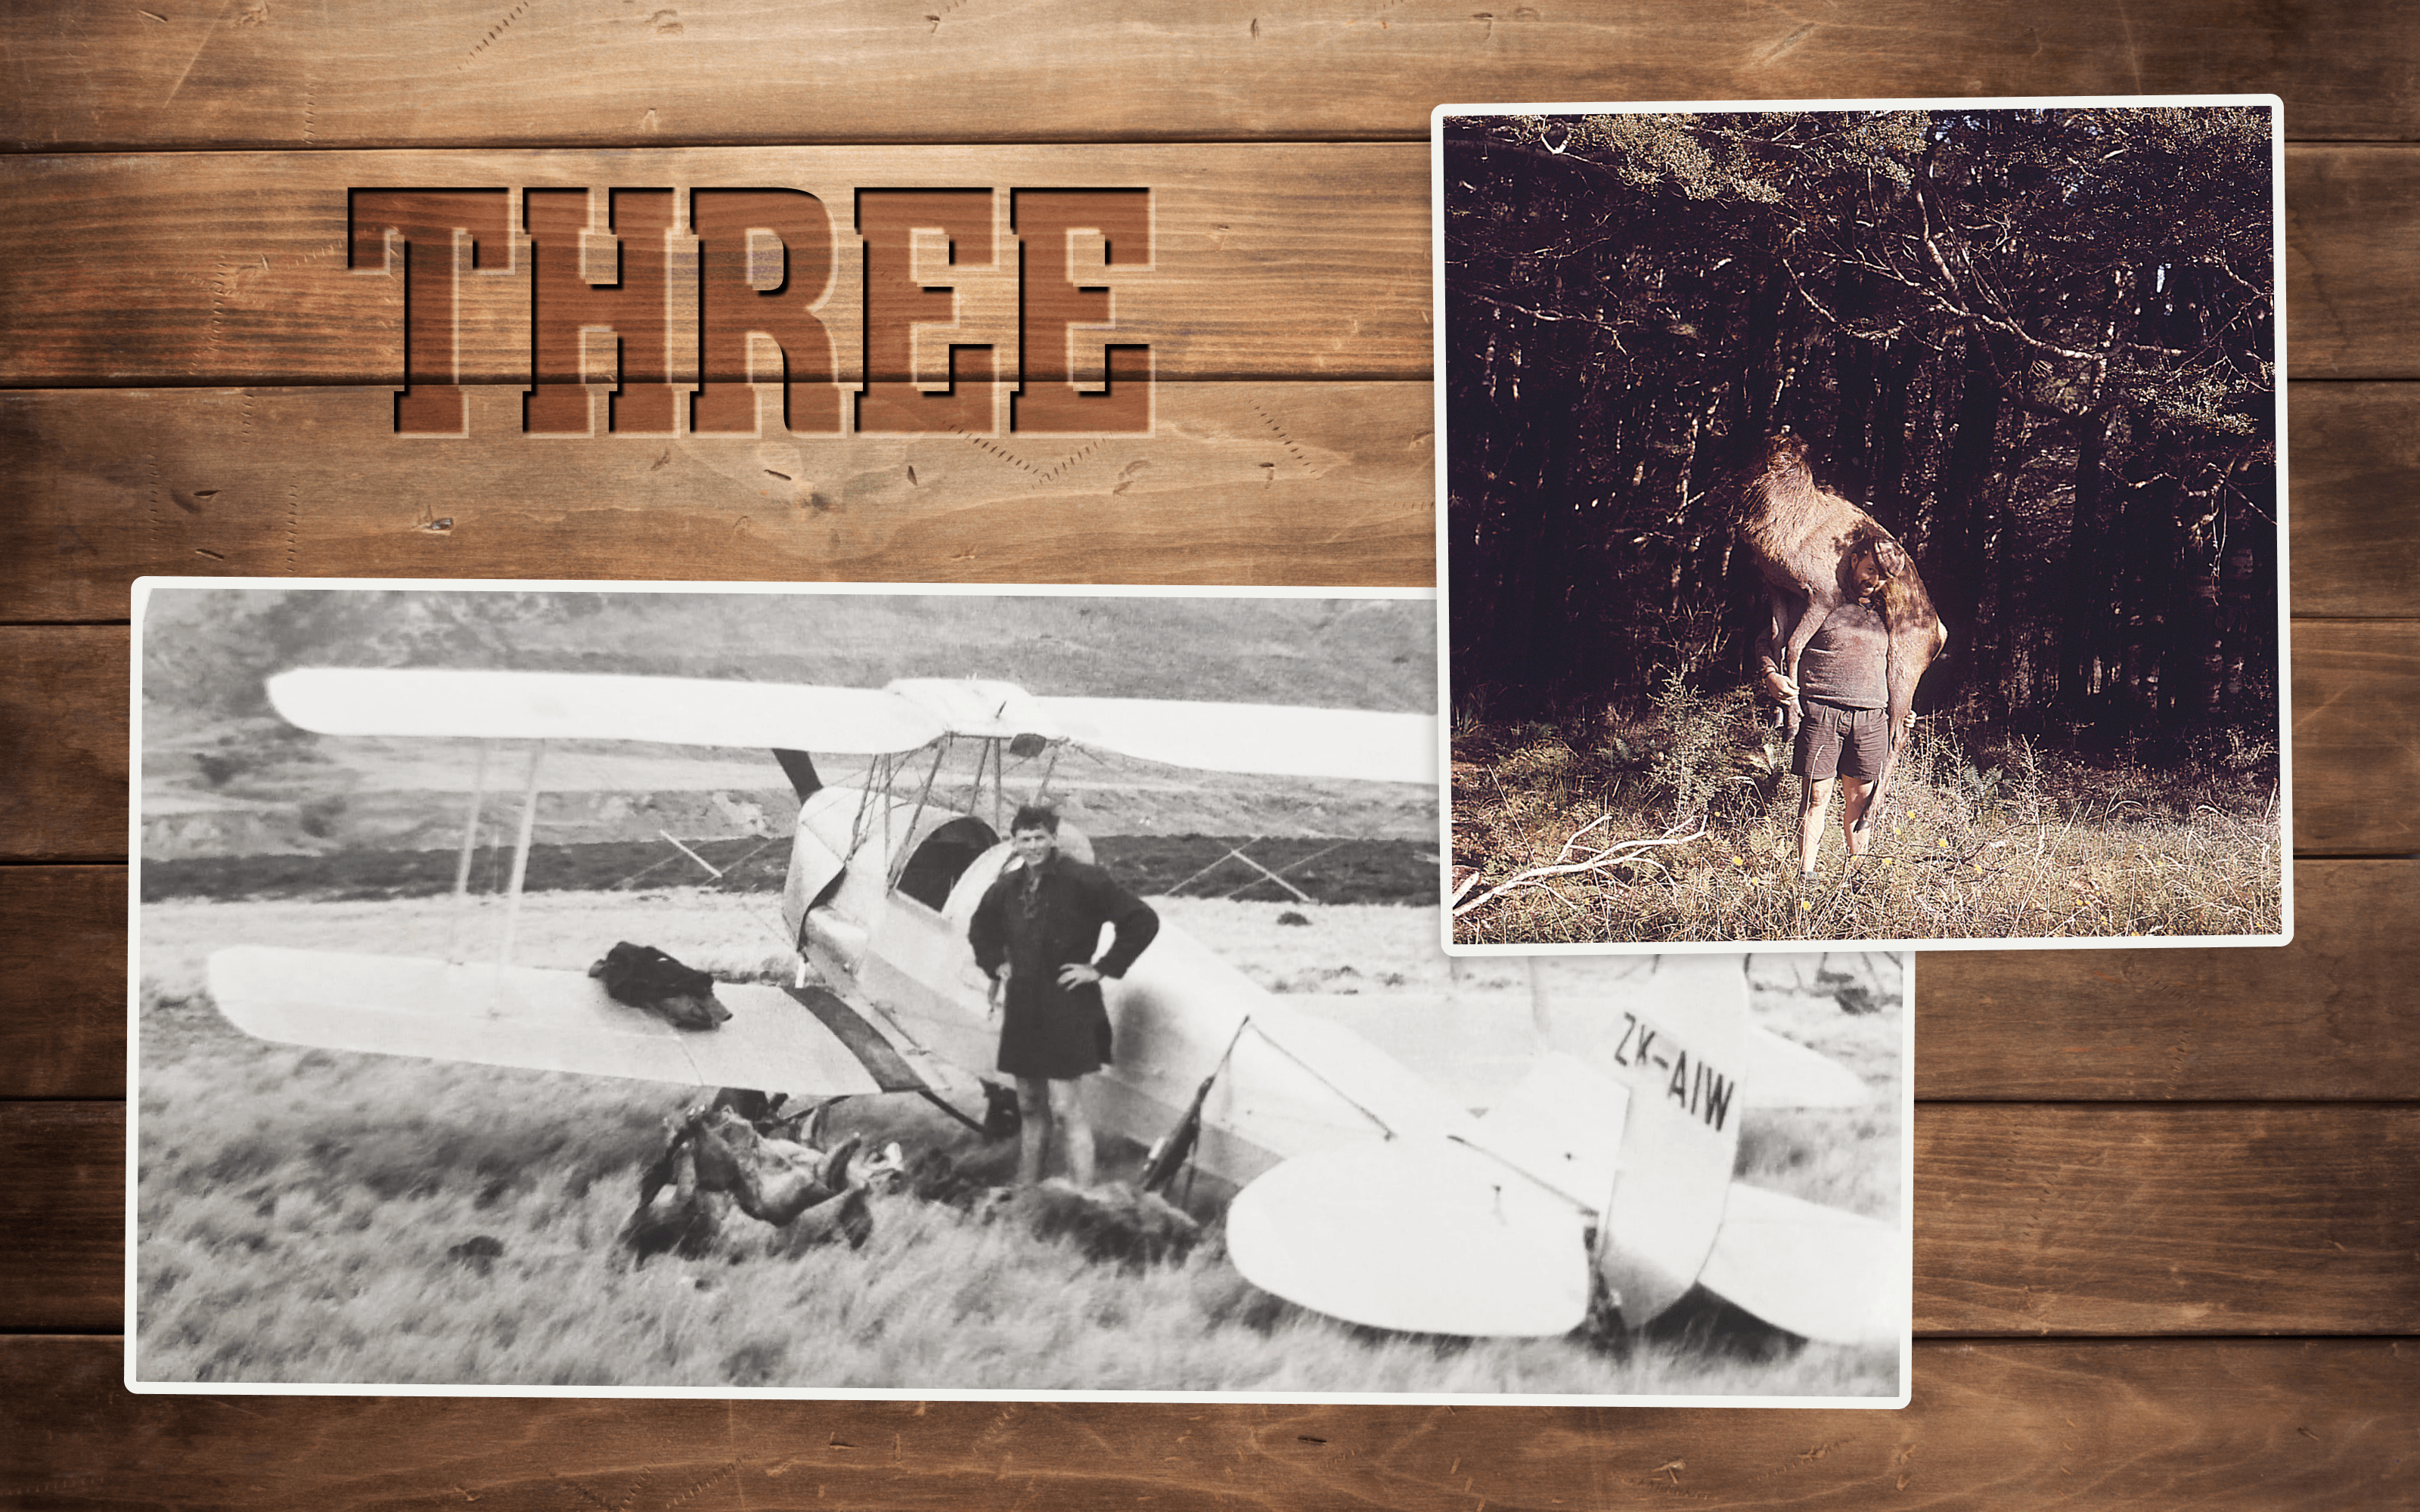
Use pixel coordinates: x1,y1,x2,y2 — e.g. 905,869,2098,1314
135,891,1901,1396
1452,681,2283,947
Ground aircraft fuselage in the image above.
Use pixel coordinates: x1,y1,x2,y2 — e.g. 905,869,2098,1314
782,785,1466,1186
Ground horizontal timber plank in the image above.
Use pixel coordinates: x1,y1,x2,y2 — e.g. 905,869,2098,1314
0,377,2402,622
2290,619,2420,854
1910,1105,2419,1336
8,627,2403,859
14,860,2419,1101
0,626,127,863
0,0,2410,147
2285,145,2420,379
0,1336,2412,1506
0,147,1427,387
14,1102,2416,1335
0,144,2407,385
0,1104,123,1333
1915,861,2420,1100
0,868,124,1099
2289,383,2420,617
0,383,1435,617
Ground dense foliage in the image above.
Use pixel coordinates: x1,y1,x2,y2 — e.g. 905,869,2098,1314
1446,107,2279,755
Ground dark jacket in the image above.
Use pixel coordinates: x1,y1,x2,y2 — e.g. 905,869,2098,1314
968,851,1159,1080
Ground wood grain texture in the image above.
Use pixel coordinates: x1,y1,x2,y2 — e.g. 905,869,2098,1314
1913,1106,2420,1337
0,868,125,1100
8,626,2407,865
20,1103,2416,1335
0,1336,2411,1507
0,376,2389,619
1,376,2400,621
0,627,128,863
2285,146,2420,379
2289,383,2420,618
0,0,2412,1478
0,144,2406,386
1,383,1435,618
0,0,2409,147
14,861,2420,1098
0,148,1427,386
0,1105,123,1333
14,860,2416,1103
1916,860,2420,1101
2289,619,2420,855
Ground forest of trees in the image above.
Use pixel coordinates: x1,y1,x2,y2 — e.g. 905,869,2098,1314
1445,107,2281,759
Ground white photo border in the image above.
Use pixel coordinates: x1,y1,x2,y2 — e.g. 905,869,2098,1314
1432,95,2293,959
126,575,1913,1408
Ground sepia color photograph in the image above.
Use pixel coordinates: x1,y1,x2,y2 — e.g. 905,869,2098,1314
129,580,1908,1404
1438,99,2290,953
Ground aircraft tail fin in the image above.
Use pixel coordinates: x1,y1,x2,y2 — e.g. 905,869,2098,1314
1583,956,1753,1329
1700,1182,1906,1346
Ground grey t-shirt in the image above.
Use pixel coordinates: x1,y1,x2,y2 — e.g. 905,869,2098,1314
1795,602,1889,709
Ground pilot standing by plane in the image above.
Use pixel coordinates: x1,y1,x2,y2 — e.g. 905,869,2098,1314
969,804,1160,1188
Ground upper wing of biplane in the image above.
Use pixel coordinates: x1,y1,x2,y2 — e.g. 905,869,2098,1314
208,668,1435,1112
266,668,952,752
1036,697,1436,785
265,668,1438,785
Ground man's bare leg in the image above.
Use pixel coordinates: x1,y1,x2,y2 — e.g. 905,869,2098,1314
1798,776,1836,875
1839,777,1876,860
1014,1074,1052,1185
1050,1077,1096,1188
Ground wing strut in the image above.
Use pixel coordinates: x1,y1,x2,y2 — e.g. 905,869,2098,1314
1140,1016,1253,1195
771,748,823,800
885,740,951,893
495,740,546,984
444,739,491,964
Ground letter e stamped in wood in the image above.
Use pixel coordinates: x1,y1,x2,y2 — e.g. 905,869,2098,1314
1011,188,1152,433
855,189,997,434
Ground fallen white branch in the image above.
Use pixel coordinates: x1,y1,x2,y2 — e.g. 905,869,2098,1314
1453,813,1709,919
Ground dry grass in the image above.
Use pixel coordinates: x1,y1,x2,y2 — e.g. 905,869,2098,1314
1451,684,2284,947
134,890,1902,1398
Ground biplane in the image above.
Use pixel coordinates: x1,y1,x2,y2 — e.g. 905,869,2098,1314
203,666,1904,1347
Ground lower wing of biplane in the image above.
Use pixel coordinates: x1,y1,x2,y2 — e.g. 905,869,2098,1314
206,944,970,1100
192,667,1903,1349
197,665,1439,1121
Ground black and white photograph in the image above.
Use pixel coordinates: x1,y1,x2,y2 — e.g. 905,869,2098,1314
129,580,1910,1404
1438,98,2289,953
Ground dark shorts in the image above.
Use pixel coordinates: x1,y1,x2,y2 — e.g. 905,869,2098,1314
1793,700,1888,782
997,984,1113,1080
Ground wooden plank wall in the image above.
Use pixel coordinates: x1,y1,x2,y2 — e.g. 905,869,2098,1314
5,2,2417,1504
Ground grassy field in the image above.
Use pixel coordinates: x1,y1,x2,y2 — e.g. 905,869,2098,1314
134,889,1903,1398
1451,680,2284,947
